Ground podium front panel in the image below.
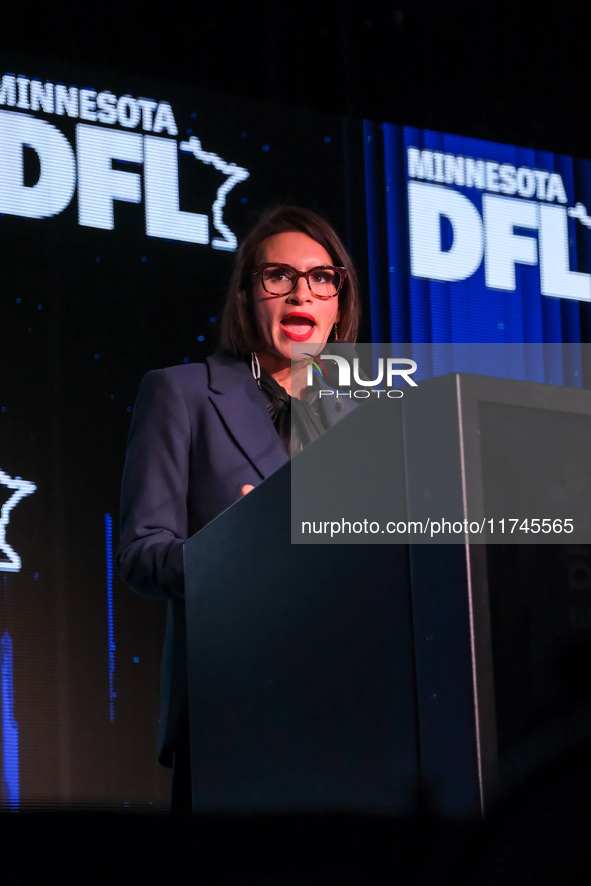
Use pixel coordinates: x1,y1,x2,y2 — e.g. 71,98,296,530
184,459,418,813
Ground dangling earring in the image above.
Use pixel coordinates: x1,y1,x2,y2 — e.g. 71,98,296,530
333,323,342,409
251,352,262,390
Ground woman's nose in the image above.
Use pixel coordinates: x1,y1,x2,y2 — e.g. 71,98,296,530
287,276,312,302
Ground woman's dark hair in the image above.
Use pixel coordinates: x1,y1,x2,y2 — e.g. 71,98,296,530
220,205,361,355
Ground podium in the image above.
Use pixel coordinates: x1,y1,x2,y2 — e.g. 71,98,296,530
184,373,591,818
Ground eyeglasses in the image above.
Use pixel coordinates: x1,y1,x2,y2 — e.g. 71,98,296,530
252,263,347,299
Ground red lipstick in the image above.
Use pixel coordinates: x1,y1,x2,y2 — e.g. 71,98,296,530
280,312,316,342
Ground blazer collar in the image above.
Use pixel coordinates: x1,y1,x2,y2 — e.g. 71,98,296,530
206,352,288,480
206,350,357,475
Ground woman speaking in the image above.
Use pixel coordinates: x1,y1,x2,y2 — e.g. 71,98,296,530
116,205,362,810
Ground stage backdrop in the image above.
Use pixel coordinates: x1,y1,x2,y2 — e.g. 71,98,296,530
2,54,591,809
364,122,591,358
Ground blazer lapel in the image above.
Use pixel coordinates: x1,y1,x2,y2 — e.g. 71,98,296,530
206,352,288,479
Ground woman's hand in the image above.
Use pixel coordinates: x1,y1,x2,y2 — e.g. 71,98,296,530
241,484,254,496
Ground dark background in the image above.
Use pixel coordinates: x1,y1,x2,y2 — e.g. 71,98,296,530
3,0,590,158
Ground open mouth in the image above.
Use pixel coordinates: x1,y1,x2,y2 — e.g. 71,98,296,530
280,316,316,340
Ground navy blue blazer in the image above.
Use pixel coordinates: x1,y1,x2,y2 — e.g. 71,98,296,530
116,350,354,765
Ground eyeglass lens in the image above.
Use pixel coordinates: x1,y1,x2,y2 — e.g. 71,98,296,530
262,266,341,297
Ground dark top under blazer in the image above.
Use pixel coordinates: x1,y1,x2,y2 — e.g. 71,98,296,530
116,350,354,765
